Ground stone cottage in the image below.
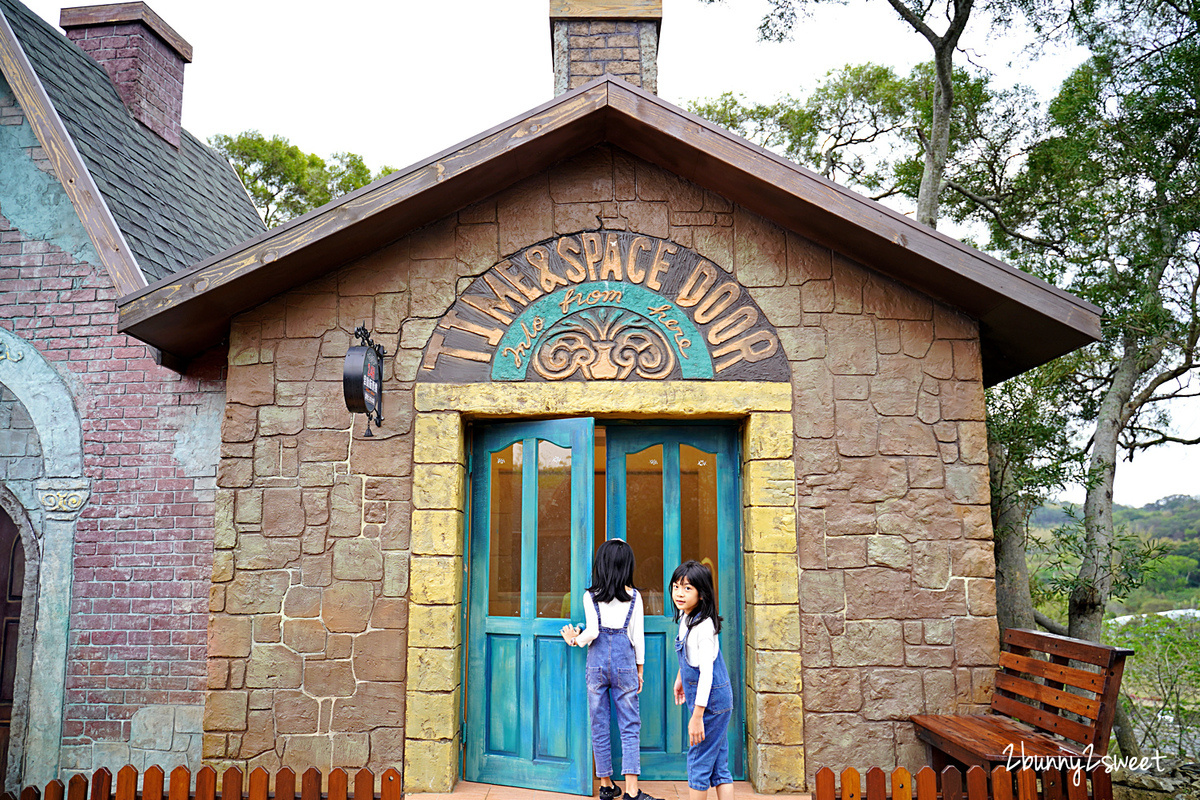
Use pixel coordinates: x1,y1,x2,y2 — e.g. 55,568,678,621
0,0,264,790
115,0,1100,796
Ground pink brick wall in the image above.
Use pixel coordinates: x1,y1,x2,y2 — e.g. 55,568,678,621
66,22,185,147
1,210,221,770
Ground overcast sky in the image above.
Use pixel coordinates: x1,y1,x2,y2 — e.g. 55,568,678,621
20,0,1198,507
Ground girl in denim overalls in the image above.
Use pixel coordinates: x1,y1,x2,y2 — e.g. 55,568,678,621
671,561,734,800
562,540,660,800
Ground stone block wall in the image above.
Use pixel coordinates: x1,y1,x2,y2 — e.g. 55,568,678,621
2,85,221,780
205,254,415,773
0,385,42,482
552,19,658,95
791,251,999,780
207,144,997,791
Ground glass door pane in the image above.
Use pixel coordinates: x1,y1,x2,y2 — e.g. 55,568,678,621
626,445,665,615
679,443,719,601
537,441,573,618
489,442,523,617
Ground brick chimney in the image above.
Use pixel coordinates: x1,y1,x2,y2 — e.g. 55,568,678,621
60,2,192,147
551,0,661,95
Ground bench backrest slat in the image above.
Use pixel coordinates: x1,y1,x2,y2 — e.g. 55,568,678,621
1005,629,1131,669
994,672,1101,720
998,652,1105,693
992,692,1097,746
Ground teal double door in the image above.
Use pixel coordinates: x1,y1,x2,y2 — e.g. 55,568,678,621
464,419,744,795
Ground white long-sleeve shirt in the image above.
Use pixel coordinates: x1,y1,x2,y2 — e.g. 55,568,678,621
678,615,720,708
574,589,645,665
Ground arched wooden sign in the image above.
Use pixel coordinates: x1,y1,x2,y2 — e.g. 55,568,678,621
418,232,790,383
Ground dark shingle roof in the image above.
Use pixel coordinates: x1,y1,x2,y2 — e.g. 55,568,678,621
1,0,265,285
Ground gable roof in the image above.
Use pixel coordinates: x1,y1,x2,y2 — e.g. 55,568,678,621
0,0,264,290
116,76,1100,386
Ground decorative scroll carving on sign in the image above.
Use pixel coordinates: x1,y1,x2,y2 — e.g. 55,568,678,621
419,232,790,383
533,308,676,381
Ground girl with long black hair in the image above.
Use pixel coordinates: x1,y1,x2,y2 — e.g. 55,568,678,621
671,560,733,800
562,539,660,800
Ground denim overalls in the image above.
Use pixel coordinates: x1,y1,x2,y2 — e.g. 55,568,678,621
676,618,733,791
587,590,641,778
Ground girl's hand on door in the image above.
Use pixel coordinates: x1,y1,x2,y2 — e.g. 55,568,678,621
673,673,685,705
688,710,706,745
560,624,580,646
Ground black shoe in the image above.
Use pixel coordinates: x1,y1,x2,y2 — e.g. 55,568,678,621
599,785,620,800
624,792,662,800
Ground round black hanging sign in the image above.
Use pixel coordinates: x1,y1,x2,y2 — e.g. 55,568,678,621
343,325,385,435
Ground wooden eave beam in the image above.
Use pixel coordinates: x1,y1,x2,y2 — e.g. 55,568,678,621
117,76,1099,384
0,5,148,297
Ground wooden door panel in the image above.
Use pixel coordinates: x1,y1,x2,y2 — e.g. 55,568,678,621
606,425,744,782
465,420,594,795
484,633,520,756
534,636,572,761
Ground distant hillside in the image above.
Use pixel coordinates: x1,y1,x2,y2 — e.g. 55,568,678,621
1030,495,1200,615
1032,494,1200,541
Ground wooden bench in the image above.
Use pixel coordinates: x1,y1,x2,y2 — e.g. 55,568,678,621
912,628,1133,775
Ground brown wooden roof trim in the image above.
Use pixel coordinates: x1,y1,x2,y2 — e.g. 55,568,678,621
116,76,1099,384
59,2,193,62
0,5,148,296
550,1,662,20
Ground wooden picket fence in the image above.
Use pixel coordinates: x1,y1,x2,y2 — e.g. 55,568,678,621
0,766,402,800
3,763,1116,800
813,765,1113,800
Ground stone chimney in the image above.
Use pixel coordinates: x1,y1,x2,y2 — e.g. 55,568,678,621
60,2,192,147
551,0,661,95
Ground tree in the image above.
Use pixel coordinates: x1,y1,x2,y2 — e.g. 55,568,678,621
978,10,1200,647
690,61,1026,218
210,131,395,227
702,0,980,227
985,363,1086,634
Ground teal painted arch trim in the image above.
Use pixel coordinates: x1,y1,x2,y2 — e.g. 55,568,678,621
491,282,713,381
0,328,89,791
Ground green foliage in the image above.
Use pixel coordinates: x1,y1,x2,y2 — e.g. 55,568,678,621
1037,508,1170,602
1105,614,1200,759
210,131,396,227
1030,496,1200,615
987,365,1087,523
1117,496,1200,542
688,62,1017,207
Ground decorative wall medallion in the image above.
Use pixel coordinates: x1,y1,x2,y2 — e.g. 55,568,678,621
420,232,790,383
38,489,87,513
0,340,25,363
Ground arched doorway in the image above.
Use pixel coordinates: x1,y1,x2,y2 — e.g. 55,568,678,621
0,510,25,787
0,327,88,791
